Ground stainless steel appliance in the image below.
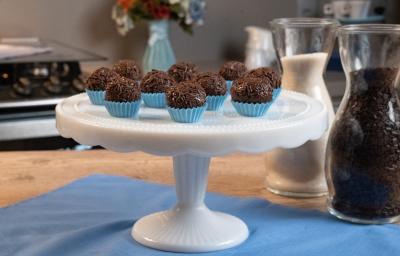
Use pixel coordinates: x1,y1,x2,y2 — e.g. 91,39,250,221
0,39,105,150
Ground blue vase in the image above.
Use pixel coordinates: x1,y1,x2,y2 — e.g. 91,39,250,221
143,20,176,73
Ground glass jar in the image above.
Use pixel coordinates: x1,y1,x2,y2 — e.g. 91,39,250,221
266,18,338,197
326,24,400,224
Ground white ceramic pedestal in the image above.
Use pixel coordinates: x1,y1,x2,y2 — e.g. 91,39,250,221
132,154,248,252
55,90,328,253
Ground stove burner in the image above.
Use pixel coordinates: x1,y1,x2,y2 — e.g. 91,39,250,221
12,77,33,96
43,76,63,94
72,74,87,92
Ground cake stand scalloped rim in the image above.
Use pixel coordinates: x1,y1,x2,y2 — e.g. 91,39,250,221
55,90,328,157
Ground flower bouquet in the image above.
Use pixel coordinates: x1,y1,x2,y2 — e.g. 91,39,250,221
112,0,206,73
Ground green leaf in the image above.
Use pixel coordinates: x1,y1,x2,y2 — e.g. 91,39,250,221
170,4,183,14
180,21,194,35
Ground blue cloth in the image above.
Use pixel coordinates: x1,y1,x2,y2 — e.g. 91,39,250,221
1,174,400,256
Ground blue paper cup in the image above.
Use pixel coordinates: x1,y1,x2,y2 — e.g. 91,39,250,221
86,89,105,105
142,93,166,108
226,80,233,94
167,104,207,123
104,100,141,118
206,94,228,111
272,87,282,102
232,101,272,117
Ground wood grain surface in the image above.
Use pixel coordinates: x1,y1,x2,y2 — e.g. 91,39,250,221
0,150,326,211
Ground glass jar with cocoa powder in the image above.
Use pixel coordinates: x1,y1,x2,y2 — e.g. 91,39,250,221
326,24,400,224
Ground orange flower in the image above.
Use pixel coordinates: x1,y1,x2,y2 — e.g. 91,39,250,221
117,0,135,11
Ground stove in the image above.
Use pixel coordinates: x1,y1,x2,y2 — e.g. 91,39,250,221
0,39,106,150
0,39,105,120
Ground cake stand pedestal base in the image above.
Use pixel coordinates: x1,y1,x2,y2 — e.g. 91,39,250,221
131,154,249,253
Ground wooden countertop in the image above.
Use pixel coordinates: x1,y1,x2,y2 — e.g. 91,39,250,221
0,150,326,211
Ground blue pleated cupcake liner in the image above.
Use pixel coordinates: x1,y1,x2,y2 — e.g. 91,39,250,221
232,101,272,117
86,89,105,105
142,93,166,108
206,94,228,111
272,87,282,102
104,100,141,118
226,80,233,95
167,104,207,123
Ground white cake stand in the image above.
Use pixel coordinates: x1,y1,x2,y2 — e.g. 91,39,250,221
55,90,328,253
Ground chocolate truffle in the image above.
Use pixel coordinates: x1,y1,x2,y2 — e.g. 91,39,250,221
196,72,227,96
86,67,118,91
105,76,141,102
219,61,247,81
246,67,281,89
166,81,206,109
231,77,273,104
168,62,199,82
141,70,176,93
112,60,142,81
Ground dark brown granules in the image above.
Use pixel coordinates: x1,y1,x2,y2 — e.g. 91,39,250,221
328,67,400,219
246,67,281,89
86,67,118,91
168,62,199,82
196,72,227,96
140,70,176,93
219,61,247,81
105,76,141,102
166,81,206,109
231,77,273,104
112,60,142,81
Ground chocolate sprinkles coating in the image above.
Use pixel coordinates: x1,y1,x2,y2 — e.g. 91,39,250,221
112,60,142,81
246,67,281,89
86,67,118,91
141,70,176,93
219,61,247,81
168,62,199,82
105,76,141,102
196,72,227,96
231,77,273,104
166,81,206,109
329,67,400,219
